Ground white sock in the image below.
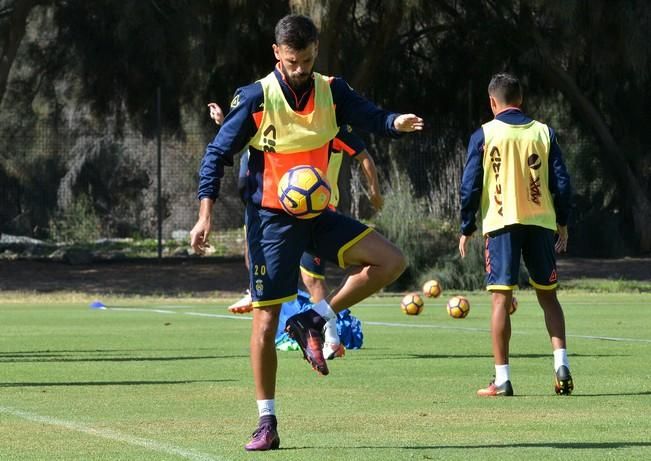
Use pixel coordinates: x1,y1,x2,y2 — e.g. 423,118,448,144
257,399,275,417
553,348,569,372
312,299,337,321
323,317,340,345
494,364,510,386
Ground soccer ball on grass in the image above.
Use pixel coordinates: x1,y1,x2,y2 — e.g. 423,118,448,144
278,165,331,219
400,292,424,315
447,295,470,319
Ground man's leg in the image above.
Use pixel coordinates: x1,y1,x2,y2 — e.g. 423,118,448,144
251,305,280,400
478,229,519,397
477,289,514,396
301,272,328,301
524,226,573,395
246,305,281,451
536,288,566,349
490,290,512,366
327,231,406,312
300,254,344,359
286,215,405,375
536,288,573,395
228,226,253,314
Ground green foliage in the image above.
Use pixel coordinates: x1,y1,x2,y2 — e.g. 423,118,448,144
371,165,457,289
420,236,487,292
49,194,102,243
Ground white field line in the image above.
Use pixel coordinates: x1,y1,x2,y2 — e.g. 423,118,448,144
100,306,651,344
364,321,651,343
0,406,228,461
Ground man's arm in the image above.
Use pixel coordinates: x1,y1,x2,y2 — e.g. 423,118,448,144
547,128,572,227
458,129,485,257
190,198,215,255
335,126,384,211
330,78,423,136
355,150,383,212
192,85,259,254
197,84,259,201
547,127,572,253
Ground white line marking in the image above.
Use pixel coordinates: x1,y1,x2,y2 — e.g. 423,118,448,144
100,307,651,344
365,320,490,333
109,308,176,314
0,406,228,461
184,312,252,321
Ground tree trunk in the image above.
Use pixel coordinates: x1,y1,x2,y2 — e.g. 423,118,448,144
526,29,651,253
350,3,405,91
0,0,42,106
289,0,348,75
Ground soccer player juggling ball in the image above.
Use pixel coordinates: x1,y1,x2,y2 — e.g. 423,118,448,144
190,14,423,451
458,73,574,397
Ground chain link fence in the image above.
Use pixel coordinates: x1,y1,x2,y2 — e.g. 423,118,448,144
0,118,610,260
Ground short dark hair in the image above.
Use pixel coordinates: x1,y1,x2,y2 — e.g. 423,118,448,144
275,14,318,50
488,73,522,105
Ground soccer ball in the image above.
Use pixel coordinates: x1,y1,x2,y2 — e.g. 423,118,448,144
277,165,331,219
447,295,470,319
509,296,518,315
422,279,442,298
400,292,424,315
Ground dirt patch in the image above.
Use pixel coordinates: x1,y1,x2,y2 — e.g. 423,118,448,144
556,256,650,282
0,256,648,296
0,257,250,296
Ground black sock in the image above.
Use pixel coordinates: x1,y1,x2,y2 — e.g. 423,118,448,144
305,308,326,330
259,414,277,427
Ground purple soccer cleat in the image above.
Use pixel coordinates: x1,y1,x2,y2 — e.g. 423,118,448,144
244,421,280,451
285,309,329,375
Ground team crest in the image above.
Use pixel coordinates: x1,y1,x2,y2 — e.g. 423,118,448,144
255,278,264,297
230,94,240,108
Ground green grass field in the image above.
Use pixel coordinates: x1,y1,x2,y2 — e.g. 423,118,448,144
1,291,650,460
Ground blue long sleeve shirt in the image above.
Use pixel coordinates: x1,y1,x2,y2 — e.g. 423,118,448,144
198,67,399,203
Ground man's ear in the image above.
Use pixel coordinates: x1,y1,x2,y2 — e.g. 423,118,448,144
489,95,498,113
272,44,280,61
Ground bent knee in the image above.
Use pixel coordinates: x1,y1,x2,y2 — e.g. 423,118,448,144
382,246,407,281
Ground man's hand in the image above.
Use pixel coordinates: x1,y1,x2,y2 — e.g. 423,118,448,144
190,217,211,255
459,234,472,258
555,225,568,254
369,191,384,212
394,114,424,132
190,218,211,255
208,103,224,125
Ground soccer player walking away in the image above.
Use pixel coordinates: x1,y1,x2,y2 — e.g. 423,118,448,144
190,14,423,451
458,73,573,397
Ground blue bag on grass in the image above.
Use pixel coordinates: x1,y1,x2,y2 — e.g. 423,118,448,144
275,290,363,350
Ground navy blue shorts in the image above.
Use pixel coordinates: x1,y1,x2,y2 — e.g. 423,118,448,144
300,252,326,279
484,224,559,291
245,202,372,307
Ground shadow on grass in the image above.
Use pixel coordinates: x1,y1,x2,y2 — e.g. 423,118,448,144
282,441,651,450
0,354,248,363
354,352,629,360
0,379,235,387
402,441,651,450
0,347,232,355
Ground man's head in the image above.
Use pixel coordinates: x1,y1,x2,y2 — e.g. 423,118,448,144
273,14,319,89
488,73,523,115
